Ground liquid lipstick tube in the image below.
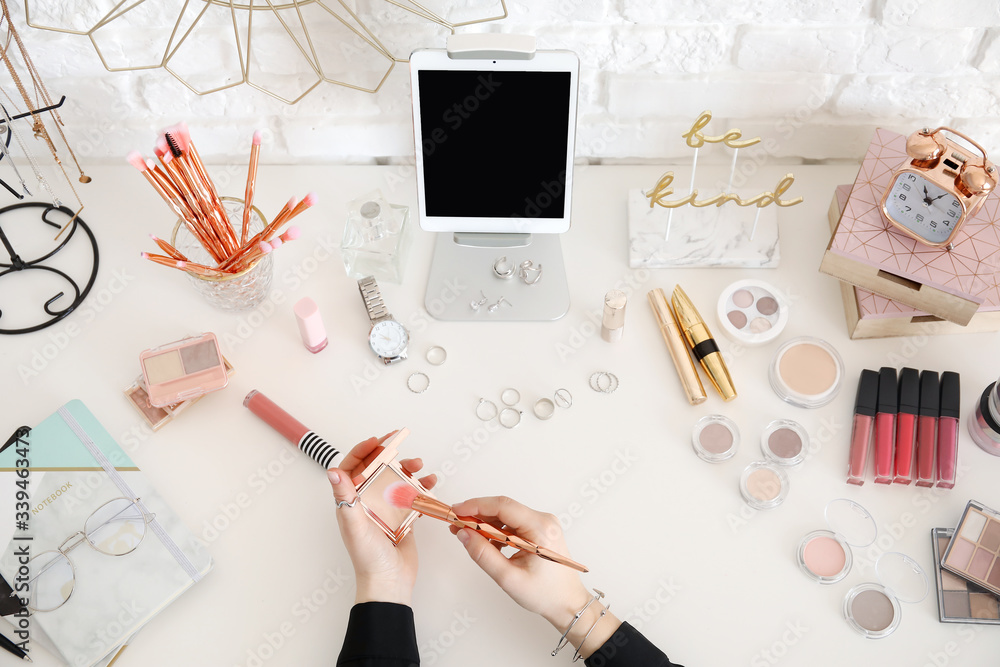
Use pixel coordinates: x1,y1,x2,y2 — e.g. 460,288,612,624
915,371,940,487
893,367,920,484
936,371,961,489
244,389,344,468
848,369,879,485
874,367,898,484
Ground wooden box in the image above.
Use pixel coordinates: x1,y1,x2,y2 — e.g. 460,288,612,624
820,128,1000,325
829,185,1000,339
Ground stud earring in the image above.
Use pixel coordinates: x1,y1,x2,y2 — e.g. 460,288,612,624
471,291,489,311
488,296,512,313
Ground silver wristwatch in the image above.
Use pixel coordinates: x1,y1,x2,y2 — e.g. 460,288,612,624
358,276,409,365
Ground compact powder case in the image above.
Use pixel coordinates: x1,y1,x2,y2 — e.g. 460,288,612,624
717,279,789,346
797,499,877,584
843,551,928,639
769,337,845,409
692,414,739,463
739,461,788,510
760,419,808,467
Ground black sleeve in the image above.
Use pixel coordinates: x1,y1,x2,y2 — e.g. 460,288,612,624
337,602,419,667
585,622,682,667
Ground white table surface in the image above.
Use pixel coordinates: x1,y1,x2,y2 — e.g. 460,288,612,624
3,164,1000,666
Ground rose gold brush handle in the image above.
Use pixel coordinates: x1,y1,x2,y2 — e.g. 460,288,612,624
411,497,588,573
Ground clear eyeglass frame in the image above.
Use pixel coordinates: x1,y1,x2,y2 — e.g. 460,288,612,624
22,497,155,613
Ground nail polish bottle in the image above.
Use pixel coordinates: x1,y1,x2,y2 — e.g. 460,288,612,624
893,367,919,484
874,367,897,485
848,369,879,486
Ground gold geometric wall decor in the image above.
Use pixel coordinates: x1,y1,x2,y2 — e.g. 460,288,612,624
24,0,508,104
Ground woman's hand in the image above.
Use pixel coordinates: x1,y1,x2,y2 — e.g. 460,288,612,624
449,496,592,627
327,433,437,606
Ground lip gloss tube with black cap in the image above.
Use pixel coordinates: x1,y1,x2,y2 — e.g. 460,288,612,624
915,371,940,487
874,367,898,484
936,371,961,489
893,367,920,484
848,369,879,485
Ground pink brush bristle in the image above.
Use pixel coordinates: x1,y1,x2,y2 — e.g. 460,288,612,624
270,238,283,249
126,151,147,171
284,226,301,240
145,159,157,171
285,196,297,211
252,130,263,146
302,192,318,207
140,252,149,259
384,481,420,510
154,136,168,158
162,123,189,152
258,241,272,255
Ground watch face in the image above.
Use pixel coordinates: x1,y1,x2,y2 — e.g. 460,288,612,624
883,172,964,245
369,320,408,359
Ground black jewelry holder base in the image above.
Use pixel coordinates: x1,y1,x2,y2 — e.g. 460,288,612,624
0,202,99,334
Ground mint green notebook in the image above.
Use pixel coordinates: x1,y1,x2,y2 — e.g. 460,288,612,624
0,400,212,667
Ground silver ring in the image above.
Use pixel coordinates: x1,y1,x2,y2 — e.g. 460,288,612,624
493,256,515,279
499,407,522,429
336,498,358,509
426,346,447,366
476,398,498,421
554,388,573,408
518,260,543,285
533,398,555,420
407,372,430,394
590,372,619,394
501,388,520,406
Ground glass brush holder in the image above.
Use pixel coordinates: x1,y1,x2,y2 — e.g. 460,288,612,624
340,190,411,283
170,197,274,311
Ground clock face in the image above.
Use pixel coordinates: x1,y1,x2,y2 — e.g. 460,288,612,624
883,172,964,245
369,320,408,359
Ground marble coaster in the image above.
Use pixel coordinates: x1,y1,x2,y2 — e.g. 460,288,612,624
627,188,779,268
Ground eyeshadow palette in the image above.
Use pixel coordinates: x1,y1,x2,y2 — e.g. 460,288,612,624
942,501,1000,597
716,279,788,346
124,355,235,430
140,333,229,407
932,527,1000,624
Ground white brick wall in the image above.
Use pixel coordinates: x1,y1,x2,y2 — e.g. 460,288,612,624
3,0,999,165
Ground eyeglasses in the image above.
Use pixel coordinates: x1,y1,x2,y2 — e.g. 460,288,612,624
25,497,155,612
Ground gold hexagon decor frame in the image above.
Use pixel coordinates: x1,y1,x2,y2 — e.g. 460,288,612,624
24,0,508,104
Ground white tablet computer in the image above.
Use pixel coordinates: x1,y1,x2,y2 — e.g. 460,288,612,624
409,45,579,235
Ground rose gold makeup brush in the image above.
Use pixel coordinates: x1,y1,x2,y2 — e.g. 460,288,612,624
217,196,298,271
149,234,187,261
383,482,588,573
242,130,263,245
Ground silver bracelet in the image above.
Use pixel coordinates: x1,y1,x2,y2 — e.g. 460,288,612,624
571,603,611,663
551,589,604,657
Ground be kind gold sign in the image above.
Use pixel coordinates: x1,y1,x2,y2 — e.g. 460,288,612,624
627,110,803,269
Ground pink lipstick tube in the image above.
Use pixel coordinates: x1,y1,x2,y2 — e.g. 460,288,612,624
244,390,343,468
848,369,879,485
893,367,920,484
873,367,897,484
915,371,940,487
936,371,960,489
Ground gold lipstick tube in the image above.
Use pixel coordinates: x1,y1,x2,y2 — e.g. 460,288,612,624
647,289,707,405
671,285,737,401
410,496,588,572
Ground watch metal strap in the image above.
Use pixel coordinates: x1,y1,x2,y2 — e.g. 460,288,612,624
358,276,390,324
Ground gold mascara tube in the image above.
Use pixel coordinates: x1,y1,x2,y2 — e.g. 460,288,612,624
647,289,707,405
671,285,737,401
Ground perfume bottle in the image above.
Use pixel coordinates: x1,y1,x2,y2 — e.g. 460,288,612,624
340,190,411,283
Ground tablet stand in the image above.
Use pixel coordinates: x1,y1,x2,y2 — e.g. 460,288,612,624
423,34,571,321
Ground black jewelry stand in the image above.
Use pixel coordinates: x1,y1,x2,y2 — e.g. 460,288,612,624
0,202,99,334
